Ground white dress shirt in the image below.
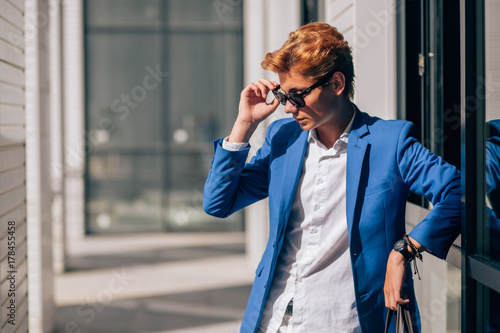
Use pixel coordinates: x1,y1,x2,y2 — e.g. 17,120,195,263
223,115,360,333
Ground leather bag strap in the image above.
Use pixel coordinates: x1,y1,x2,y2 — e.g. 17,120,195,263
384,304,415,333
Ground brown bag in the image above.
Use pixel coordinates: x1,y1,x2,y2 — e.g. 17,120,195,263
384,304,415,333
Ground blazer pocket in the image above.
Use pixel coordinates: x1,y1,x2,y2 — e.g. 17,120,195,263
364,180,392,196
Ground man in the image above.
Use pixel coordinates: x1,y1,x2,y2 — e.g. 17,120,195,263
203,22,460,332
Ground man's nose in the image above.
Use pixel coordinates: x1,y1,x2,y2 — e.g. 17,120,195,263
283,100,298,114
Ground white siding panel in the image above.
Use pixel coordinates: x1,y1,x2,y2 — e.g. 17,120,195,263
0,0,24,31
0,199,24,223
0,82,24,105
0,222,26,306
0,167,25,195
0,149,25,172
0,127,24,147
0,61,24,87
329,4,354,34
0,259,27,330
326,0,353,22
0,0,26,330
0,17,24,53
0,186,24,217
0,39,23,68
343,28,354,49
14,317,28,333
7,0,24,12
0,237,27,290
0,107,24,125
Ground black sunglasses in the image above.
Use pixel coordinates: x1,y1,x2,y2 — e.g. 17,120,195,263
272,71,335,108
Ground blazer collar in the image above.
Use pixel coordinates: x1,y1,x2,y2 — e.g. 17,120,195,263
349,104,370,140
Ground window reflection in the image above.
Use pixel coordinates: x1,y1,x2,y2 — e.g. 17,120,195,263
485,0,500,263
488,287,500,333
485,121,500,263
484,1,500,330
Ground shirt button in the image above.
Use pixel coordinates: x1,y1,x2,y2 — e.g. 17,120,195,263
296,278,302,283
311,228,318,234
317,179,323,184
314,204,321,211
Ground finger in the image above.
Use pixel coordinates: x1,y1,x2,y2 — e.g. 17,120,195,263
246,83,263,97
254,81,271,97
390,296,410,310
397,298,410,305
259,79,279,91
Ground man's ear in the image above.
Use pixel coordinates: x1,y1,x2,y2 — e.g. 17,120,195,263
331,72,346,96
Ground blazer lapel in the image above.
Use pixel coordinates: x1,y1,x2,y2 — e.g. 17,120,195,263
277,128,309,237
346,110,369,243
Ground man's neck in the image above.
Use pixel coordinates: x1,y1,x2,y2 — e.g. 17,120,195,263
315,101,355,149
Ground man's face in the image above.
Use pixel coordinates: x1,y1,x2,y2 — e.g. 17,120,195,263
277,69,342,131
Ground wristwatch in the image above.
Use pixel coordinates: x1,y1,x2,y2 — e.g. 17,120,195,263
393,239,415,262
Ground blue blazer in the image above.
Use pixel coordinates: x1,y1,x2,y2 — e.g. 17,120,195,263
203,108,461,333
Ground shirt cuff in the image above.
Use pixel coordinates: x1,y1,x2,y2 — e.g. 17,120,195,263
222,137,249,151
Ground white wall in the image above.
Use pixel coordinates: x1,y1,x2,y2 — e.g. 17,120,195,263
0,0,29,331
326,0,398,120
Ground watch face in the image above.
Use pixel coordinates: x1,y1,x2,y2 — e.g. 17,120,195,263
394,239,406,251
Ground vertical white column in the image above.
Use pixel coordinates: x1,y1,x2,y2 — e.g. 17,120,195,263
62,0,86,242
25,0,55,331
243,0,267,271
50,0,65,274
243,0,301,270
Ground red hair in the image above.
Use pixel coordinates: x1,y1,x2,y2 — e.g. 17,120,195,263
261,22,355,100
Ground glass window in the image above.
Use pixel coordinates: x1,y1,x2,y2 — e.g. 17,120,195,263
86,0,161,27
85,0,244,233
86,33,163,147
166,0,242,26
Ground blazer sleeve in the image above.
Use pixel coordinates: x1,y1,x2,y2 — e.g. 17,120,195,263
202,123,277,218
397,122,461,259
